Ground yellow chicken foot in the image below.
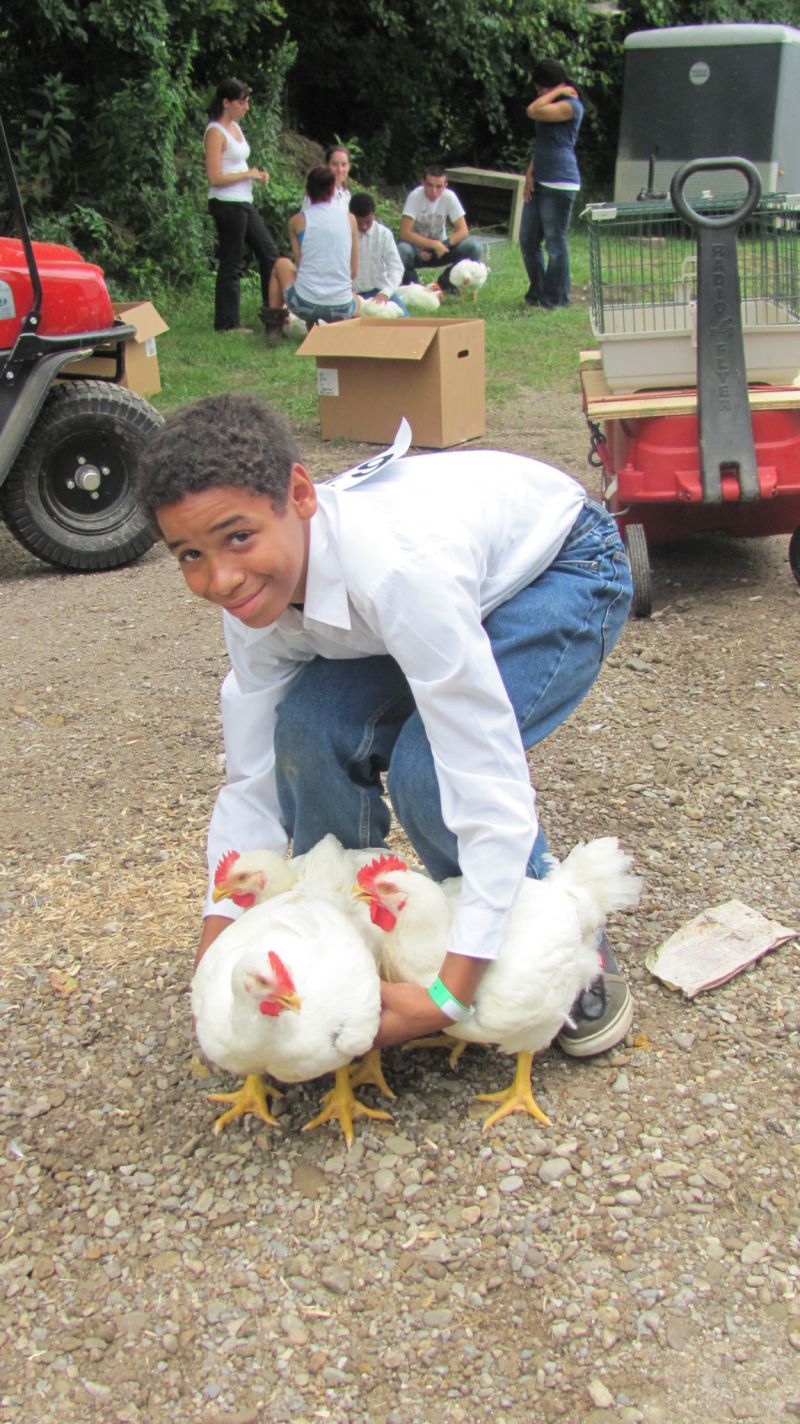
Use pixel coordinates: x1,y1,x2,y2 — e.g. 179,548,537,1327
348,1049,396,1100
403,1033,468,1070
475,1051,552,1131
207,1072,283,1136
302,1065,392,1149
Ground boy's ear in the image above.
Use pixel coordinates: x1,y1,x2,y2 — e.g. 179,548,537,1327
289,463,317,519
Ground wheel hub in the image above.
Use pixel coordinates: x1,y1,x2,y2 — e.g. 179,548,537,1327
68,459,107,496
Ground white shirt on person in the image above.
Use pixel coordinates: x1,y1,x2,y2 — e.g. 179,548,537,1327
301,187,351,213
355,220,405,297
205,122,253,203
205,449,585,959
294,201,353,307
402,185,466,242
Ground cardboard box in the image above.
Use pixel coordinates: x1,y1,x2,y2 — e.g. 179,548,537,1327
297,316,485,448
63,300,168,397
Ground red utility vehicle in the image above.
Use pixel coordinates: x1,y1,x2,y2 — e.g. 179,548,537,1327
0,116,160,570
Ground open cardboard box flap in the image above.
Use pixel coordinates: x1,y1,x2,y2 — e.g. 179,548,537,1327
113,300,169,343
298,317,450,362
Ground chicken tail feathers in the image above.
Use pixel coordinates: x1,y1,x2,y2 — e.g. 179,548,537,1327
548,837,642,937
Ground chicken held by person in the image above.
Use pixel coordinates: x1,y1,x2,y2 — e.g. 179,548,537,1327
354,838,642,1129
192,883,392,1146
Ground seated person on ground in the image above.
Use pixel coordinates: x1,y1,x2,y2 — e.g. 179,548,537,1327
264,166,358,336
397,164,484,291
349,192,407,313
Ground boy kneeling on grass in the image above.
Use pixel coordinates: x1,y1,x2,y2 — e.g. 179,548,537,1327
136,394,634,1054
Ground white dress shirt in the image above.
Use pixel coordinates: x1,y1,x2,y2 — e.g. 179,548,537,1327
206,449,585,959
355,220,405,297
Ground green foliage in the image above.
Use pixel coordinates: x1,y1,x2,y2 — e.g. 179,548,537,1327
1,0,797,286
0,0,291,291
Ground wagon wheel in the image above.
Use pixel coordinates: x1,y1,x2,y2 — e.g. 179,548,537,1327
624,523,652,619
790,528,800,587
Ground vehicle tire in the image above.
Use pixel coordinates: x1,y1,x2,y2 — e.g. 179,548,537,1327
790,528,800,587
0,381,162,572
624,523,652,618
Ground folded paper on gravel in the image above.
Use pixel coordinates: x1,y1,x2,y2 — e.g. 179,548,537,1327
646,899,798,997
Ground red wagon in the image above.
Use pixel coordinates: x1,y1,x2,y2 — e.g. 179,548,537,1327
580,158,800,616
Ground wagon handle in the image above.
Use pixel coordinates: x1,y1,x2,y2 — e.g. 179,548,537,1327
669,157,761,231
668,156,762,505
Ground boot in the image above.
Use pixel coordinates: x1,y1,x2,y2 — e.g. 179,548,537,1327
259,306,289,346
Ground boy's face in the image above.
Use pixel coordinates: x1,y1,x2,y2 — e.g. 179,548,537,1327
355,212,375,235
423,174,447,201
157,468,317,628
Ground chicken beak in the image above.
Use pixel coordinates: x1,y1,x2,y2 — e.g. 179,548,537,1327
352,885,371,905
275,991,302,1012
211,885,233,903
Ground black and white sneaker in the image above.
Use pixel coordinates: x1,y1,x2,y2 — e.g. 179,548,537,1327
557,934,634,1058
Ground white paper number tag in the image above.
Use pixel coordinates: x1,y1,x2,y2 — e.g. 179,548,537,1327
326,418,413,491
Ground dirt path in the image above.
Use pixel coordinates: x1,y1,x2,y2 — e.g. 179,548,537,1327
1,391,798,1424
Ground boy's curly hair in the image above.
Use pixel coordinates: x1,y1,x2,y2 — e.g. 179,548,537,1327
135,394,301,535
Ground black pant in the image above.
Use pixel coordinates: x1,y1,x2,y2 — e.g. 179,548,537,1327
208,199,279,330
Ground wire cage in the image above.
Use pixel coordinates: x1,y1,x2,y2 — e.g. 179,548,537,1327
582,194,800,392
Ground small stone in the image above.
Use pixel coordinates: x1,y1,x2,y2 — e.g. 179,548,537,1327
320,1266,351,1295
384,1134,416,1156
539,1156,571,1184
612,1071,630,1094
499,1174,524,1194
587,1377,615,1408
741,1241,769,1265
292,1163,327,1199
666,1317,692,1351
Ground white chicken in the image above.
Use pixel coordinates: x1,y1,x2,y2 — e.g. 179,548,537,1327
193,879,392,1147
449,258,489,301
357,296,403,319
394,282,442,314
212,835,385,960
354,838,642,1129
209,835,396,1111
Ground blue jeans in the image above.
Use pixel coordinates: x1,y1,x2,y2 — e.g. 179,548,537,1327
519,185,576,308
285,285,357,325
274,500,632,881
396,235,484,290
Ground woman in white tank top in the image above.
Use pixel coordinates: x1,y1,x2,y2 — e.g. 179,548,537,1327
262,166,358,342
204,78,280,333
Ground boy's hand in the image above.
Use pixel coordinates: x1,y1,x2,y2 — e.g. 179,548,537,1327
373,982,450,1047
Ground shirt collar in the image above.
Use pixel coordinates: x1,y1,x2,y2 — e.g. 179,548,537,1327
302,490,352,629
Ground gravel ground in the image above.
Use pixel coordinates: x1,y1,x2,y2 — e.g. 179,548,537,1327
1,390,798,1424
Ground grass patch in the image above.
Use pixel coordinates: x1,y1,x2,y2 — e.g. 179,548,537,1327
151,234,595,421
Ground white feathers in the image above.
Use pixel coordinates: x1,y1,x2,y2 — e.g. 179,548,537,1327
285,312,309,340
358,297,403,319
192,883,381,1085
395,282,442,314
360,837,641,1057
449,259,489,296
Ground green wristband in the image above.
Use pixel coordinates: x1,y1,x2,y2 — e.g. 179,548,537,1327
427,976,476,1022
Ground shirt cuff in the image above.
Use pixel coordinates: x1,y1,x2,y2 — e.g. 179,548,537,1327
445,901,512,961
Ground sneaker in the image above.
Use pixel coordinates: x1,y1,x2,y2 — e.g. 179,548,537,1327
557,933,634,1058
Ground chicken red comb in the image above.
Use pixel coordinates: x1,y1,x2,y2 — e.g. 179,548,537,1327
214,849,239,886
268,950,296,993
356,854,408,891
